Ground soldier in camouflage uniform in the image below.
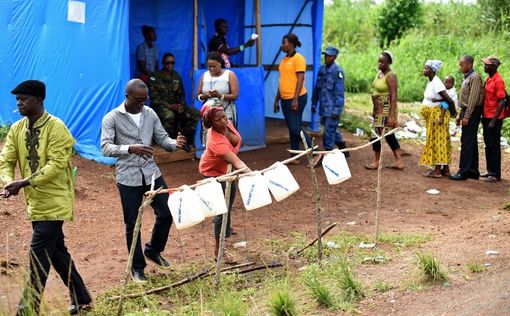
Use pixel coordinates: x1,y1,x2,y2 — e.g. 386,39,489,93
149,53,200,147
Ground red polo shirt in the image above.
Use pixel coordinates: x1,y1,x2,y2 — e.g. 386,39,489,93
483,72,506,119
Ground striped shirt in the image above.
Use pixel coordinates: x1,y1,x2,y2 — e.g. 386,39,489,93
101,102,177,186
459,70,484,119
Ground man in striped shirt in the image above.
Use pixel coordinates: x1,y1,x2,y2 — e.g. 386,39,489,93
101,79,186,282
450,55,484,181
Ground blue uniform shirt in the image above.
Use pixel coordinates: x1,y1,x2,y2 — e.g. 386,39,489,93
311,63,345,117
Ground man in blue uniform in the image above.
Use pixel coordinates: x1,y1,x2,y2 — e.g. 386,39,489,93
311,46,348,166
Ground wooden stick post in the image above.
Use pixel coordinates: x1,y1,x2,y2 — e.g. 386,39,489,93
300,132,324,260
117,183,163,316
255,0,262,66
214,165,233,288
374,128,386,244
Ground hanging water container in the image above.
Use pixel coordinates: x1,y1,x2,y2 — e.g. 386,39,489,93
194,178,228,218
168,185,205,230
263,162,300,202
322,149,351,185
238,171,272,210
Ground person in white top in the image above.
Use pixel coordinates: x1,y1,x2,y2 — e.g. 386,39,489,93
196,52,239,127
419,60,456,178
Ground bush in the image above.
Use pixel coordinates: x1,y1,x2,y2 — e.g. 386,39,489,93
377,0,423,48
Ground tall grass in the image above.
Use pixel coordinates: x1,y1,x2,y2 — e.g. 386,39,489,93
267,286,296,316
416,251,448,283
326,1,510,102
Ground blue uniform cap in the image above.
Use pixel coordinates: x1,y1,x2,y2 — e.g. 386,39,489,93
322,46,339,56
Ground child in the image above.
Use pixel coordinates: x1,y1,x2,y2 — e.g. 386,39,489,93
437,76,458,124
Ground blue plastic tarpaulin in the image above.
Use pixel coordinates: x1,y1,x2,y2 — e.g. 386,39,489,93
0,0,323,164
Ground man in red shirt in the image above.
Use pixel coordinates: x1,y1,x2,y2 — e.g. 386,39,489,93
481,56,506,182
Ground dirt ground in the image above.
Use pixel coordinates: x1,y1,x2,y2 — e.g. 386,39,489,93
1,121,510,315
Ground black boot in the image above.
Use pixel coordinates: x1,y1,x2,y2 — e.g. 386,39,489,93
337,141,349,158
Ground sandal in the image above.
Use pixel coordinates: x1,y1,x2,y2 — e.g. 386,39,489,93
483,175,499,183
422,170,442,178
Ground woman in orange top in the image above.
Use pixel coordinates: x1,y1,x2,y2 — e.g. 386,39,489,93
199,103,251,258
273,33,312,164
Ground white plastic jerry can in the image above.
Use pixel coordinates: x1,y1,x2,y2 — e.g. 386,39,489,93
194,178,228,218
168,185,205,229
238,171,272,210
263,161,300,202
322,149,351,185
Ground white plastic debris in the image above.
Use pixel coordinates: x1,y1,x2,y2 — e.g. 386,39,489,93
346,221,356,226
233,241,247,248
326,241,340,249
355,128,364,137
485,250,500,256
405,120,422,133
359,242,376,249
426,189,440,195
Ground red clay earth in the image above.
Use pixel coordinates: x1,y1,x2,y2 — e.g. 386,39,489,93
1,123,509,315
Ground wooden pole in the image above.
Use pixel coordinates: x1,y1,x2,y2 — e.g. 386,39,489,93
255,0,262,66
214,165,233,288
193,0,198,70
295,222,337,255
300,132,324,261
116,185,163,316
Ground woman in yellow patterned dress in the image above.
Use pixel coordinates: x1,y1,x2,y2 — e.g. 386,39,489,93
419,60,456,178
365,51,404,170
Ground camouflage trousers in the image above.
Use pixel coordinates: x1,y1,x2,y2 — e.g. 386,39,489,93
154,105,200,146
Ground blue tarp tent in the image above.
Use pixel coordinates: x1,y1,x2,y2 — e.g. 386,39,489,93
0,0,323,164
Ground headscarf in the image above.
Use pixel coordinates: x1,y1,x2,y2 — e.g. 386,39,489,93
201,103,225,129
425,60,443,73
382,51,394,64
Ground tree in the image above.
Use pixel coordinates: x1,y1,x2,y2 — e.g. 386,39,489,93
377,0,422,48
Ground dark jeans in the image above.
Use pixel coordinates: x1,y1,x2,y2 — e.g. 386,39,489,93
17,221,91,316
117,176,172,271
371,127,400,152
280,93,312,152
213,180,237,238
458,106,482,177
482,117,503,179
321,116,344,150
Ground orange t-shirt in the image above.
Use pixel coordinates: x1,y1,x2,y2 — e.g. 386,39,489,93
199,122,242,177
278,52,307,100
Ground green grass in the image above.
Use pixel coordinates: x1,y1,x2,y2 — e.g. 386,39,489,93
87,231,433,315
267,286,296,316
501,201,510,211
336,261,365,302
416,251,448,283
379,233,432,247
373,281,393,293
466,262,487,274
0,125,10,142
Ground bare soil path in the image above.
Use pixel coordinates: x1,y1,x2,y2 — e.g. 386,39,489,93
1,124,510,315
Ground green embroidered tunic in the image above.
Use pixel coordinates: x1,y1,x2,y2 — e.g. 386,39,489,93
0,112,76,221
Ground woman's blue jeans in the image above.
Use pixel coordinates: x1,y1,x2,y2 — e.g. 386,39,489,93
280,93,312,152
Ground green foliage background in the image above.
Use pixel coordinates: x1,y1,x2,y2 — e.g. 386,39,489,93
324,0,510,102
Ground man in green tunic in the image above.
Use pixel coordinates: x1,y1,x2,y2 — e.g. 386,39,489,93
0,80,91,315
149,53,200,148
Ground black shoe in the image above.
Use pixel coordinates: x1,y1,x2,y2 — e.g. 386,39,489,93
480,173,490,178
131,269,148,283
337,142,350,158
144,253,171,269
68,303,92,315
449,173,468,180
467,173,480,180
